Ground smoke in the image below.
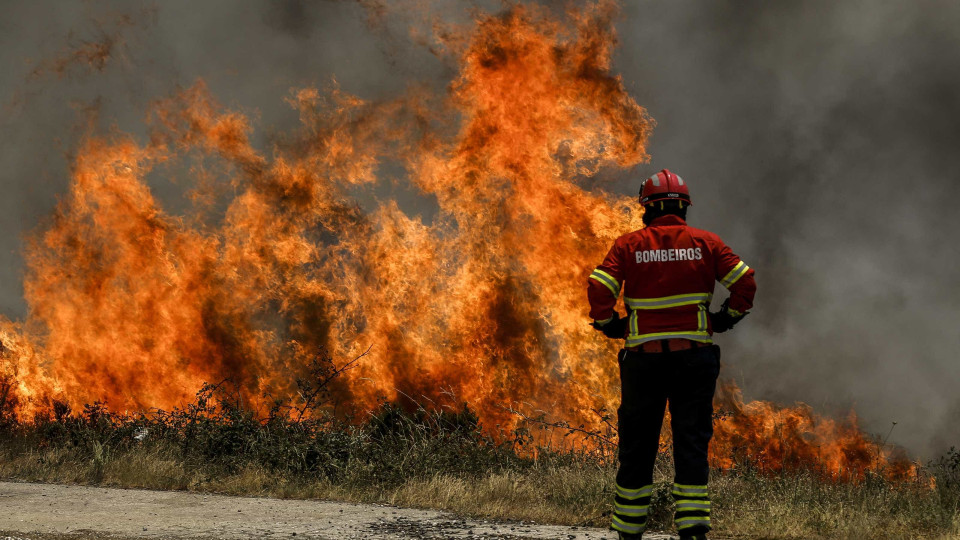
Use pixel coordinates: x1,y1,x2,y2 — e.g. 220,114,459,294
0,0,436,314
612,0,960,457
1,0,958,457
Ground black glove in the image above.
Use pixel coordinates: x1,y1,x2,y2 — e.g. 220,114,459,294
710,299,746,333
591,312,628,339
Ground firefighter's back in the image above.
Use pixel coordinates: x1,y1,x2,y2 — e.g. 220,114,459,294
615,214,725,346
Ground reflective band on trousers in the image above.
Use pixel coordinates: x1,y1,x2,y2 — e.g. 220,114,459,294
625,292,712,310
614,503,649,517
616,484,653,499
676,500,712,511
677,516,711,530
720,261,750,288
611,515,645,534
672,484,709,496
589,269,620,296
612,516,647,534
673,483,710,531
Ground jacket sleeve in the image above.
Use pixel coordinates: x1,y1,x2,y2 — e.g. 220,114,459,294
587,239,625,323
714,241,756,316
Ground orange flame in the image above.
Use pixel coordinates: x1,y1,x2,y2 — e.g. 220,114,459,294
0,1,914,479
711,382,916,480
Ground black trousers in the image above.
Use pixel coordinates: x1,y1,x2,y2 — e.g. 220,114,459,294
612,345,720,536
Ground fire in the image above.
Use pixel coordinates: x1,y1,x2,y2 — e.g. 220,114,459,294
711,382,915,480
0,1,913,479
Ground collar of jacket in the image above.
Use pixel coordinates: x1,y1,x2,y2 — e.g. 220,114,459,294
647,214,687,227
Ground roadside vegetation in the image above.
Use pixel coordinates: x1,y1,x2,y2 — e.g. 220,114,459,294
0,360,957,540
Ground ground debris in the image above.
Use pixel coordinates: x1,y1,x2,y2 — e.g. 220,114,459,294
0,482,617,540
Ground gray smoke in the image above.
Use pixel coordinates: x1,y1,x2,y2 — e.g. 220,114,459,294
612,0,960,458
0,0,443,313
1,0,958,457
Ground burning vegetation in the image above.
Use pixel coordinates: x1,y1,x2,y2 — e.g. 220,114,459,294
0,1,915,482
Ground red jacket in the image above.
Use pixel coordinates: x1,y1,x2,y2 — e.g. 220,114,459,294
587,214,756,347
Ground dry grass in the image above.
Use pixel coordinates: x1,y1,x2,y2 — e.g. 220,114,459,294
0,387,957,540
386,468,612,525
3,441,959,539
710,470,960,540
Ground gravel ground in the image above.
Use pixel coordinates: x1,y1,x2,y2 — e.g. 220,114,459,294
0,482,681,540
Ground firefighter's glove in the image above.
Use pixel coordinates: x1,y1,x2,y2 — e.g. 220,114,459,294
592,312,628,339
710,299,746,333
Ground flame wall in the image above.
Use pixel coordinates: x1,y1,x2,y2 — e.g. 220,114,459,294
0,1,915,479
3,2,644,426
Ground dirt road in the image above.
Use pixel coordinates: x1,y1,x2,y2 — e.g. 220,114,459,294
0,481,678,539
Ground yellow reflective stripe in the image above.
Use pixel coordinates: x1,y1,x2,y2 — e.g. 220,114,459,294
726,307,744,317
625,305,714,345
589,269,620,296
720,261,750,288
676,516,711,529
673,483,709,489
719,261,745,286
672,484,709,495
595,316,613,325
676,500,712,511
624,292,713,310
625,331,712,347
589,274,618,296
614,503,650,517
616,483,653,499
611,515,645,534
592,269,619,286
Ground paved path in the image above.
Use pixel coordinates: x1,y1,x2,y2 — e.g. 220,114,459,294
0,481,679,539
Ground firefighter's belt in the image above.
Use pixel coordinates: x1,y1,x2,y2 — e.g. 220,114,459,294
626,338,704,353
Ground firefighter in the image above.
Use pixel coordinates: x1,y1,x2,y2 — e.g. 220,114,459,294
587,169,756,540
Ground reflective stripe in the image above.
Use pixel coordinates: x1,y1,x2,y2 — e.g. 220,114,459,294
623,294,714,345
720,261,750,288
595,316,613,325
625,331,712,347
614,503,649,517
589,269,620,296
611,515,645,534
676,516,711,529
726,307,744,317
622,294,713,345
676,500,712,511
624,292,712,310
672,484,709,496
616,483,653,499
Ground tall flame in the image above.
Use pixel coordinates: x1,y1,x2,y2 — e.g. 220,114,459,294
0,1,912,479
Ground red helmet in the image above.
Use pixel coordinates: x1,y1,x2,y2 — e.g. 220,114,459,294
639,168,692,206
